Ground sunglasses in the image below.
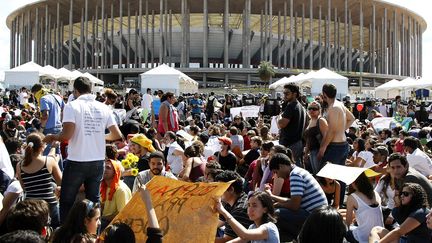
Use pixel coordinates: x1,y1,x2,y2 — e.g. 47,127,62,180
400,191,412,197
308,107,319,111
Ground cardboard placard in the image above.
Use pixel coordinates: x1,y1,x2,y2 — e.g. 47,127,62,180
106,176,231,243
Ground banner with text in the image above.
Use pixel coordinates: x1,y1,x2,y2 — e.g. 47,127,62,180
230,105,261,118
107,176,231,243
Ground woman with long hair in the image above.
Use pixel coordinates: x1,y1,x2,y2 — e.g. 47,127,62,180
375,171,397,229
369,183,431,243
348,138,374,168
216,191,280,242
125,89,139,112
303,101,328,174
179,144,206,182
16,132,62,228
51,199,100,243
345,172,384,243
317,177,340,209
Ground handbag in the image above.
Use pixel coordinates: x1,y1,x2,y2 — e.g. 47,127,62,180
316,117,323,144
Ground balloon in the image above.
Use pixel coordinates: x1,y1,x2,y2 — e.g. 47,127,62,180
356,104,364,112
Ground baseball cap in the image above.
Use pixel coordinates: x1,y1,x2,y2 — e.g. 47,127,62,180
218,137,232,146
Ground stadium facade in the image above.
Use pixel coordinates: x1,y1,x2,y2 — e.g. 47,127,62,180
6,0,427,89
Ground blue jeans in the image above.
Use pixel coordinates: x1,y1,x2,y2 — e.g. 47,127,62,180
287,140,303,167
275,207,310,241
49,203,60,229
322,142,349,206
0,170,12,195
43,128,63,171
309,149,321,174
59,160,104,223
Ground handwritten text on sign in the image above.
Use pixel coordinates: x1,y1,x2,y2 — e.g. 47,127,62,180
107,176,231,243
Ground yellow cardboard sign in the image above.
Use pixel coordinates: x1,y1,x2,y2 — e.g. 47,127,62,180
105,176,231,243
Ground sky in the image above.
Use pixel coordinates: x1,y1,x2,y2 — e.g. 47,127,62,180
0,0,431,80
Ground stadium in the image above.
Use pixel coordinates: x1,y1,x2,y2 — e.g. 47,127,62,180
6,0,427,90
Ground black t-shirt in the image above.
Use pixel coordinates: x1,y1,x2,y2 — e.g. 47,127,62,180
279,101,306,146
214,151,237,171
221,193,253,238
243,148,260,166
392,207,431,243
137,155,150,172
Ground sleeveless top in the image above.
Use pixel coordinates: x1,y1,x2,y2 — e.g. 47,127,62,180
157,103,179,134
189,158,206,182
303,119,322,151
20,157,57,205
351,192,384,243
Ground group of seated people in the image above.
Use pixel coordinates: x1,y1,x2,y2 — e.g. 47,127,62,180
1,85,432,243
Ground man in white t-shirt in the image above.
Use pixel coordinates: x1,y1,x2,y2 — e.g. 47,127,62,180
18,88,28,108
44,77,123,223
141,88,153,123
404,136,432,178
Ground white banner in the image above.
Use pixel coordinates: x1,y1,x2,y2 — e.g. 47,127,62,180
230,106,261,118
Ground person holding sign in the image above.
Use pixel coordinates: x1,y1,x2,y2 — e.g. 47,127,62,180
215,191,280,243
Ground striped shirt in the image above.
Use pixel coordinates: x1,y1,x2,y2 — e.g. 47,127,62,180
20,160,57,205
290,166,328,212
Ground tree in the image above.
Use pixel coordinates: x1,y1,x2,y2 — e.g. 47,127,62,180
258,61,275,87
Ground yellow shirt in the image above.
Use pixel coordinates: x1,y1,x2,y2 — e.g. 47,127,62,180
102,180,132,217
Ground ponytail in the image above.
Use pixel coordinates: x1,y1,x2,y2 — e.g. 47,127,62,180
23,142,34,166
23,133,44,166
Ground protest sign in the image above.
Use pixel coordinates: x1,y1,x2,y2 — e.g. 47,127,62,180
230,106,261,118
270,116,279,135
106,176,231,243
317,163,380,185
240,106,260,118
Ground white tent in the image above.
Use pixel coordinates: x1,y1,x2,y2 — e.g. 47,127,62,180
375,79,401,99
58,68,76,81
269,76,295,91
139,64,199,95
269,73,306,92
40,65,62,80
293,70,316,85
416,78,432,89
284,68,348,98
4,61,43,89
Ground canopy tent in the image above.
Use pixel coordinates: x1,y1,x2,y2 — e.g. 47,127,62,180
375,79,401,99
58,68,76,81
415,78,432,89
4,61,43,89
269,73,305,92
269,76,296,91
293,70,316,84
81,72,104,93
40,65,62,80
139,64,199,95
291,68,348,98
398,77,418,99
308,68,348,97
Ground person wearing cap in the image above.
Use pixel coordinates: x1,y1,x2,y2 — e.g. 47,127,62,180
100,159,132,230
132,151,177,193
214,137,237,171
121,134,156,190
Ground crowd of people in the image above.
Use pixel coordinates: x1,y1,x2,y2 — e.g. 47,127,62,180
0,78,431,243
